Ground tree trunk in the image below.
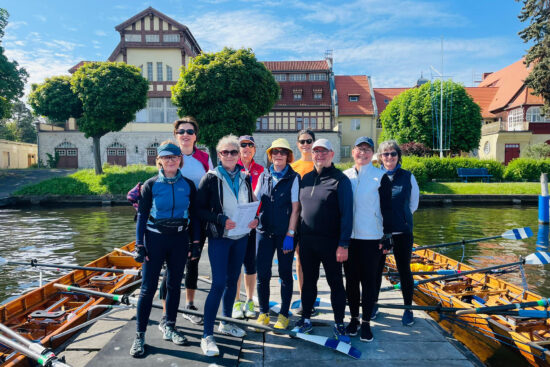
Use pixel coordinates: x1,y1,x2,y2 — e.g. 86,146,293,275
92,136,103,174
209,145,217,167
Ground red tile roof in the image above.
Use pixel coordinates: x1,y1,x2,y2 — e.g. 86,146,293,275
263,60,330,72
68,61,94,74
463,87,499,118
373,88,410,114
334,75,375,115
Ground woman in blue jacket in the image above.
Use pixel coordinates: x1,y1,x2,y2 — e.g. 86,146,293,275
130,141,200,358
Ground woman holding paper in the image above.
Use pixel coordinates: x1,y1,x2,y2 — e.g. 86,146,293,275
253,138,300,331
196,134,258,357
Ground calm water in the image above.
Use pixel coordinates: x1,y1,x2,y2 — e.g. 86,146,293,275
0,205,547,303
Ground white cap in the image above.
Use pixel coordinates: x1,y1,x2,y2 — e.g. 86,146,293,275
312,138,333,151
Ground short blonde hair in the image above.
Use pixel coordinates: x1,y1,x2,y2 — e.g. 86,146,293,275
156,139,183,169
216,135,240,152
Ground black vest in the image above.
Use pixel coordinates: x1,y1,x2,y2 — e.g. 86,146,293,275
257,167,298,236
389,168,413,233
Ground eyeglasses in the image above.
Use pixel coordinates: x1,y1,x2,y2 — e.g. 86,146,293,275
355,148,373,154
271,149,289,156
298,139,313,145
312,149,330,155
381,151,398,157
240,142,255,148
159,155,181,162
176,129,195,135
219,150,239,157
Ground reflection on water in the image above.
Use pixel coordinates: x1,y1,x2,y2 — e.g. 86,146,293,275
0,205,548,303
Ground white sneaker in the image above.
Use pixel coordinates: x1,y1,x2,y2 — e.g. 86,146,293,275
201,335,219,357
218,322,247,338
232,301,244,319
243,300,256,318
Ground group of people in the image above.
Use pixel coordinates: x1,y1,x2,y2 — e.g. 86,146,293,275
130,116,419,358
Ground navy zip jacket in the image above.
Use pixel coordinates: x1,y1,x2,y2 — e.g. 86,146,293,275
299,163,353,248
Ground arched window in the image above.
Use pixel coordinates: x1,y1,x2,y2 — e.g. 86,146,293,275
106,142,126,166
526,106,550,123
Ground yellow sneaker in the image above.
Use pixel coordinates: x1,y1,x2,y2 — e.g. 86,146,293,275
273,314,289,331
253,313,270,332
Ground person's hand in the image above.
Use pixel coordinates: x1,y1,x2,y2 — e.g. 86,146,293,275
248,219,258,229
225,219,236,230
336,246,348,263
379,234,394,254
282,235,294,254
134,245,148,263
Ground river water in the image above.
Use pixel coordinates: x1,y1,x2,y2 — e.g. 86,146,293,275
0,205,547,303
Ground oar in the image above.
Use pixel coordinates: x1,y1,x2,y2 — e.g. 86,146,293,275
0,257,141,276
383,267,519,277
456,298,550,315
413,227,533,252
375,304,550,319
375,303,464,313
53,284,361,359
0,331,70,367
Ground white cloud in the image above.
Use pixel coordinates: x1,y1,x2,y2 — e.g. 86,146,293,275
95,30,107,37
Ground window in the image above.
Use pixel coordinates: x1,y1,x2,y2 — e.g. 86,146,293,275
274,74,287,82
313,88,323,99
157,62,163,82
341,145,351,158
145,34,159,42
289,74,306,81
293,89,302,101
261,117,268,130
507,108,523,131
351,119,360,131
147,62,153,81
483,141,490,155
163,34,180,42
349,95,359,102
296,118,303,130
166,65,173,81
384,99,390,104
125,34,141,42
376,119,382,128
526,106,550,122
134,98,178,123
139,64,143,77
309,73,327,81
304,117,317,129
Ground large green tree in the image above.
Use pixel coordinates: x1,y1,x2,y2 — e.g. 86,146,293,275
70,62,149,174
7,101,37,143
518,0,550,115
380,80,482,154
0,8,28,119
172,47,279,158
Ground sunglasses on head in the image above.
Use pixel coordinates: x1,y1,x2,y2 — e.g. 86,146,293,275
219,150,239,157
240,142,255,148
176,129,195,135
271,148,289,156
381,151,398,157
298,139,313,145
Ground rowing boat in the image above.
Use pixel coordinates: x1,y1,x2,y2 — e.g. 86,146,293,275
384,246,550,367
0,242,140,367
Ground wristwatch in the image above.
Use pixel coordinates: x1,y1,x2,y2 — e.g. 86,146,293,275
288,230,295,235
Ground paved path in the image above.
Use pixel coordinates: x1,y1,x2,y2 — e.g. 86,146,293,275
0,169,76,198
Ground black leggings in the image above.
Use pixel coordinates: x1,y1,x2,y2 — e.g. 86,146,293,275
343,239,381,322
375,232,414,306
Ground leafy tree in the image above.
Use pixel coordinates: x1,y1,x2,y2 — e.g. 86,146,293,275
0,8,28,119
70,62,149,174
7,101,36,143
380,80,482,154
28,76,82,126
172,47,279,159
518,0,550,115
524,142,550,159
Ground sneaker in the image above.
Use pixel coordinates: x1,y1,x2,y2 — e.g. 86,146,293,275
360,322,374,342
273,314,289,331
345,318,360,337
333,323,351,344
371,304,379,320
158,315,167,333
402,310,415,326
218,322,247,338
244,300,256,318
295,305,303,316
232,301,244,319
253,313,270,332
291,318,313,335
130,332,145,357
182,304,203,325
163,326,190,346
310,307,319,317
201,335,220,357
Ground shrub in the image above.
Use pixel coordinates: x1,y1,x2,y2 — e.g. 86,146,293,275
400,142,431,157
503,158,550,182
524,143,550,159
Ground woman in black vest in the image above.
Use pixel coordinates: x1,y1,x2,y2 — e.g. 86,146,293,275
253,138,300,331
374,140,419,326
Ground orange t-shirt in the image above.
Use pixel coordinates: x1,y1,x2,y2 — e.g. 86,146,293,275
291,159,314,178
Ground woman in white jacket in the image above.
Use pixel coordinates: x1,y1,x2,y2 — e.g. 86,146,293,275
343,137,393,343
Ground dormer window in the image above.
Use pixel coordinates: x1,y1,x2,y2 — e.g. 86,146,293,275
289,74,306,81
349,94,359,102
274,74,287,82
313,88,323,100
293,88,303,101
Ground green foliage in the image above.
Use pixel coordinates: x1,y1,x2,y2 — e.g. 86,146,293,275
420,182,541,195
518,0,550,115
28,76,82,123
171,47,279,150
503,158,550,181
45,152,59,168
524,142,550,159
380,80,482,153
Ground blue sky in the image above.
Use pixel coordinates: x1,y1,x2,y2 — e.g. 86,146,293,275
2,0,528,94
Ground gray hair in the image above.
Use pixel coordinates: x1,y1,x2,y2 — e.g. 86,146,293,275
377,140,402,163
216,134,240,152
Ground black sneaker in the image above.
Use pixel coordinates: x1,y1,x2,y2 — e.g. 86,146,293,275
130,332,145,357
360,322,373,342
295,305,303,316
310,307,319,317
182,304,203,325
345,318,360,336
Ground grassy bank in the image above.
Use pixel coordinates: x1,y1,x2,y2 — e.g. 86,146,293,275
14,164,543,196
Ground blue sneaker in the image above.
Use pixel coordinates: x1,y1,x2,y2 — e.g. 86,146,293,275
292,318,313,334
333,323,351,344
402,310,415,326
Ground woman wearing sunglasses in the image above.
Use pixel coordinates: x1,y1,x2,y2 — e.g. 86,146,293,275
197,135,258,357
374,140,419,327
253,138,299,332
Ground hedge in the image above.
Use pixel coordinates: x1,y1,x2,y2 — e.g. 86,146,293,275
503,158,550,182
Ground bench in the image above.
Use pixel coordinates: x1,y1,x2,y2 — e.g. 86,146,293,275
457,168,492,183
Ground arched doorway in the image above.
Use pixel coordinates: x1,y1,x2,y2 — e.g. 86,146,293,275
106,142,127,166
55,141,78,168
147,142,160,166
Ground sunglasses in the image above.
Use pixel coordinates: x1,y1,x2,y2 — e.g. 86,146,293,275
159,155,181,162
176,129,195,135
381,151,398,157
271,148,289,156
312,149,330,155
219,150,239,157
240,142,255,148
298,139,313,145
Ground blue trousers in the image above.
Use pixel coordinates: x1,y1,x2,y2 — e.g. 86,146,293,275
203,236,248,337
136,230,189,333
256,232,294,317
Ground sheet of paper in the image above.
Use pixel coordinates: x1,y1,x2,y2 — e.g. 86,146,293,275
227,201,260,237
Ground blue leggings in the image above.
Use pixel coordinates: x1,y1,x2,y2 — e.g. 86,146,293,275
256,232,294,317
136,230,189,333
203,236,248,337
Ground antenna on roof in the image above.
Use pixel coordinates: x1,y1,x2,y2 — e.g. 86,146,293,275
325,49,333,69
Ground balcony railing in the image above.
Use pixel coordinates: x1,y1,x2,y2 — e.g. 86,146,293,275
481,121,530,135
